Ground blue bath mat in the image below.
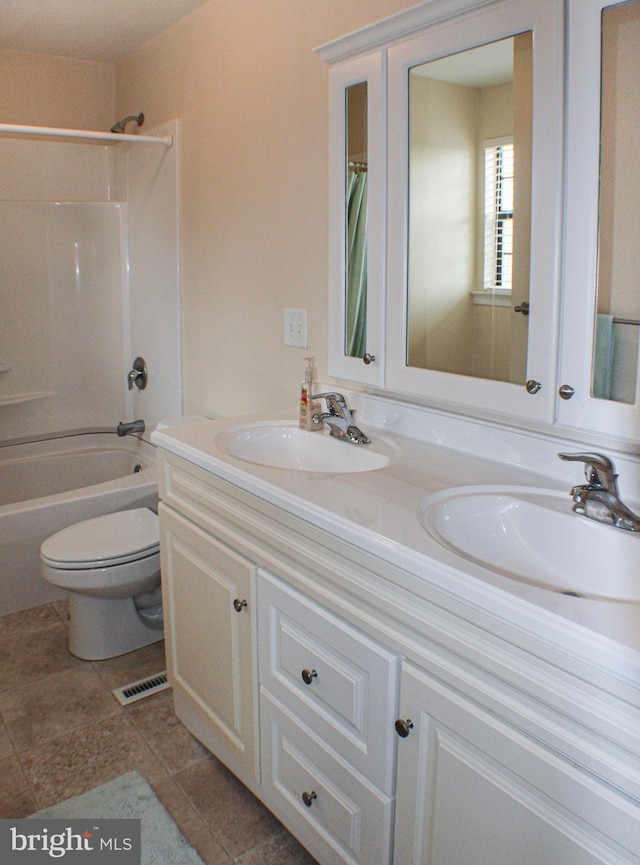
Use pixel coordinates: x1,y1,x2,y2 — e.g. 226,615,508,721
29,771,205,865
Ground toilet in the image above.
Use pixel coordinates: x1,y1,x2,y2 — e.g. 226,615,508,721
40,508,163,661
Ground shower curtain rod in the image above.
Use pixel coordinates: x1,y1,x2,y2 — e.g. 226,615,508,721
0,122,173,147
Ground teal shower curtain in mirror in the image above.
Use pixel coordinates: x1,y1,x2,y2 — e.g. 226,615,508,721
346,168,368,357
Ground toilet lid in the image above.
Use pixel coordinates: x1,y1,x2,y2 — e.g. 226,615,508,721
41,508,159,569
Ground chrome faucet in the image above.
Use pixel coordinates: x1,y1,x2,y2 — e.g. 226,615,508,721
558,452,640,532
117,419,145,437
311,392,371,444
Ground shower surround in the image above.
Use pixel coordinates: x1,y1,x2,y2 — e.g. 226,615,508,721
0,121,182,444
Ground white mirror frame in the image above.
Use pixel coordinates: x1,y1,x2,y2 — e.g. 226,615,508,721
557,0,640,445
385,0,564,423
327,53,385,386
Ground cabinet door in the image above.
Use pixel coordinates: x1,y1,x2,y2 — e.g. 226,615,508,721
327,51,385,386
394,662,639,865
159,503,258,779
385,0,563,423
558,0,640,443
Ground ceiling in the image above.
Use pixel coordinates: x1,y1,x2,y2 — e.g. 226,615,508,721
412,37,514,88
0,0,212,64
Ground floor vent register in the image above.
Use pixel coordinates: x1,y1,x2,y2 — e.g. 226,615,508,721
112,671,169,706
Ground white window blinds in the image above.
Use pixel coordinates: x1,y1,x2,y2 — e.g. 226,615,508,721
483,139,514,291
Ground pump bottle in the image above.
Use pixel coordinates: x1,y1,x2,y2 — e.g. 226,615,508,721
299,356,321,431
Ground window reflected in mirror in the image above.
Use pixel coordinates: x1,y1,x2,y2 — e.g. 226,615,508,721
405,33,532,384
592,0,640,403
345,82,368,358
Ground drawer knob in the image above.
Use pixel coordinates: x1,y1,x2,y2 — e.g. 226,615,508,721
301,669,317,685
395,718,414,738
302,790,317,807
233,598,247,612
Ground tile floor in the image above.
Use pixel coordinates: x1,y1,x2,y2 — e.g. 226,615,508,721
0,600,318,865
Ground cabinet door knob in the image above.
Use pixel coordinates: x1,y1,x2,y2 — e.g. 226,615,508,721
363,353,376,365
395,718,414,738
514,301,530,315
301,668,317,685
525,379,542,395
233,598,247,612
302,790,317,807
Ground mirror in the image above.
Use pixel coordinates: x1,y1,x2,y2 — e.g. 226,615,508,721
345,82,368,358
591,0,640,404
405,33,533,383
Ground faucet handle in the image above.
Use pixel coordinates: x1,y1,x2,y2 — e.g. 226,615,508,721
127,356,148,391
558,452,619,494
311,391,346,404
310,392,348,416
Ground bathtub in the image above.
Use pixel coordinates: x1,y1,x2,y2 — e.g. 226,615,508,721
0,432,159,617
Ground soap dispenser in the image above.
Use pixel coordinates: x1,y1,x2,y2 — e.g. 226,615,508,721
299,356,321,431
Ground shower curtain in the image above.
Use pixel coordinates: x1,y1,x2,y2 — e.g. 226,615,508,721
346,168,368,358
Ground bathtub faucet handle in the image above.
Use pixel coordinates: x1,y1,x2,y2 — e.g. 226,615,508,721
116,419,145,437
127,356,148,391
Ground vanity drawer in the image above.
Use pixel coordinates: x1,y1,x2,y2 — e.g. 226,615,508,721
257,568,399,795
260,692,394,865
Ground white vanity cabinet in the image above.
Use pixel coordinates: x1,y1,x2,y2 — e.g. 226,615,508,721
157,449,400,864
155,447,640,865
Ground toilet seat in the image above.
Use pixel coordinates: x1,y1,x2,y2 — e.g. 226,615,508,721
41,508,159,570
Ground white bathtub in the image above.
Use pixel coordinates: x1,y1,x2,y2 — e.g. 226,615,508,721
0,432,159,616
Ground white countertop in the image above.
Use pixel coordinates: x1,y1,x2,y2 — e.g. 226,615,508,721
152,404,640,687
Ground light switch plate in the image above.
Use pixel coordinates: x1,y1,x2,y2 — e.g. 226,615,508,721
284,308,308,348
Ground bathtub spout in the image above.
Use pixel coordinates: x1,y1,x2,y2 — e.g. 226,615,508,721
116,419,145,437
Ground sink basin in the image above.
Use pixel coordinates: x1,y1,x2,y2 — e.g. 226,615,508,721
419,485,640,602
216,421,391,473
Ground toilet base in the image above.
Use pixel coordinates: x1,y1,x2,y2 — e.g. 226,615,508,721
68,594,164,660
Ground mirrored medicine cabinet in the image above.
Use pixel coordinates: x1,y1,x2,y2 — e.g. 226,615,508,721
318,0,640,443
559,0,640,442
403,33,531,385
327,52,385,387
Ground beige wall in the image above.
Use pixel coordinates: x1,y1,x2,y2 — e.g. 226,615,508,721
115,0,417,419
0,49,114,130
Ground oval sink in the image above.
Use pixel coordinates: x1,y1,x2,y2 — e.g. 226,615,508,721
419,485,640,603
216,421,391,473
